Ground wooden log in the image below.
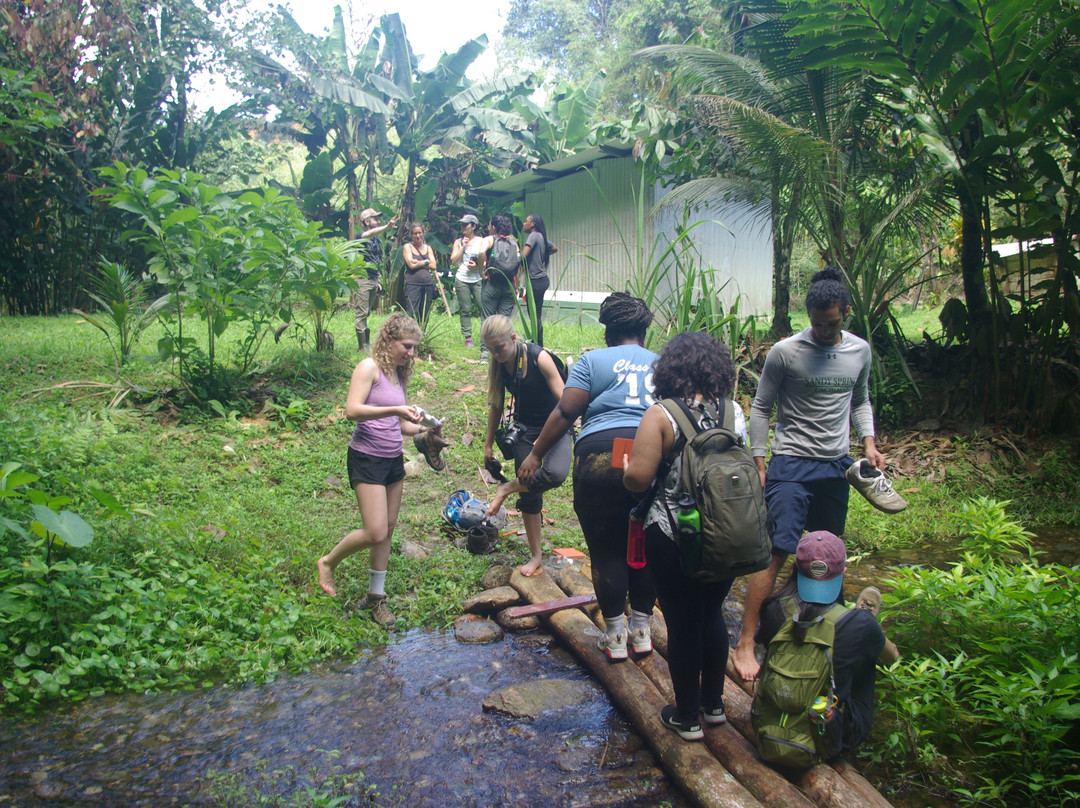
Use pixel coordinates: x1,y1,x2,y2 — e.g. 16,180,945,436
510,570,763,808
551,566,603,621
832,760,895,808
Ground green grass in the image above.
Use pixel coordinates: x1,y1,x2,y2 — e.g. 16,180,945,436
2,305,1076,708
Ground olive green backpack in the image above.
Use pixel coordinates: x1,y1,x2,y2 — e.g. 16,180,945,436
751,602,854,769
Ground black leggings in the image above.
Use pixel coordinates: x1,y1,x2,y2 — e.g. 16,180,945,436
529,275,550,346
572,447,655,620
646,525,733,719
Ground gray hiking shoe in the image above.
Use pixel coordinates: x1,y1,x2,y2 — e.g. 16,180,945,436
856,586,882,619
630,626,653,655
597,628,628,661
363,593,397,628
845,459,908,513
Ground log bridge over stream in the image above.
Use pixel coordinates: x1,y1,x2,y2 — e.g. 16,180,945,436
510,566,895,808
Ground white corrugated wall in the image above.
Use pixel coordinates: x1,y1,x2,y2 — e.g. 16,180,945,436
524,157,773,317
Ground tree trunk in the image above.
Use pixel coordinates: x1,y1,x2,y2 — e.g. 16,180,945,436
771,175,800,338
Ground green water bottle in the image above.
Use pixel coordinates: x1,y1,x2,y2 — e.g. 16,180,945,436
675,493,701,574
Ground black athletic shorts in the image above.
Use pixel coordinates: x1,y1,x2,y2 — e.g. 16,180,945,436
347,447,405,486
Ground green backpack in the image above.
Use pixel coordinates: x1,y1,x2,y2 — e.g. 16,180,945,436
752,602,854,769
659,397,771,582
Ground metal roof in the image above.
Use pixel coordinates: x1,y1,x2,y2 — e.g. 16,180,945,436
473,142,635,199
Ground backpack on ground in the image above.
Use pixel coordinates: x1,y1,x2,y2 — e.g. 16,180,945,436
489,235,520,280
659,397,771,581
752,602,854,769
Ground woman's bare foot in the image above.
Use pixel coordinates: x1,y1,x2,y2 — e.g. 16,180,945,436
518,556,543,577
316,557,337,596
731,642,760,681
487,479,519,515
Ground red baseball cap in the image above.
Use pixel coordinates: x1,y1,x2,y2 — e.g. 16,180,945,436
796,530,847,605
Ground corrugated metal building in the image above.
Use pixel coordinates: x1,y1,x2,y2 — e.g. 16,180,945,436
474,143,773,323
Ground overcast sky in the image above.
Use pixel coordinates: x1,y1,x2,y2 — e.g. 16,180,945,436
192,0,513,110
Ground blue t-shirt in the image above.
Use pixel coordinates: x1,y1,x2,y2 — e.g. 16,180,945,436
566,344,658,441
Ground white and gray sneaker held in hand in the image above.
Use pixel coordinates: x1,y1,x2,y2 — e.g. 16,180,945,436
845,459,908,513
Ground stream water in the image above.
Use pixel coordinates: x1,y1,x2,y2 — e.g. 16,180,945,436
1,532,1074,807
0,628,690,808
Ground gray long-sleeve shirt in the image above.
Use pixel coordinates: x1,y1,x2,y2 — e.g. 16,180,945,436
749,328,875,461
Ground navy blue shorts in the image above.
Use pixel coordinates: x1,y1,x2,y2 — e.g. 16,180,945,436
347,447,405,487
764,454,854,554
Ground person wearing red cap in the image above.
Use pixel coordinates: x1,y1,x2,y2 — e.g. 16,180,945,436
756,531,899,756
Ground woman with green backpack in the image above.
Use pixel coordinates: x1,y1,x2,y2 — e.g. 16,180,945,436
622,331,749,741
753,531,899,766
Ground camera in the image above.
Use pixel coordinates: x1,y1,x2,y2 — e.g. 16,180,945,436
494,421,526,459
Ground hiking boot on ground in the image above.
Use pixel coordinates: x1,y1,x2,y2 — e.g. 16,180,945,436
363,593,396,628
661,705,704,741
597,628,628,661
702,703,727,726
856,586,882,619
630,626,653,655
413,429,448,471
845,459,908,513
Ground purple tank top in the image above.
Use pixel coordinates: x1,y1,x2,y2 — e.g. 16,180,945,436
349,367,406,458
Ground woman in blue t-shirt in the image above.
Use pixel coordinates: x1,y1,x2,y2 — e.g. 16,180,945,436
519,292,658,661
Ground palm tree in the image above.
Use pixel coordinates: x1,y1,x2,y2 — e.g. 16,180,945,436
642,3,942,390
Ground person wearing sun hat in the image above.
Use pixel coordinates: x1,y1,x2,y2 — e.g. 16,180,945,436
755,530,900,757
450,213,492,350
352,207,399,351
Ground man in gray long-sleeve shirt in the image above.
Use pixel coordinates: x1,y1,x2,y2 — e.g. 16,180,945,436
731,267,885,682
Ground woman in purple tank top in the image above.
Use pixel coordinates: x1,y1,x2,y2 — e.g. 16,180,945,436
316,313,437,627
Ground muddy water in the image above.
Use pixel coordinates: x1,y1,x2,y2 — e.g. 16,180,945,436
0,628,689,807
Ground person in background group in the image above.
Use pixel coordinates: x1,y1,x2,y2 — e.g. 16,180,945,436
732,266,886,681
481,214,520,328
756,531,899,756
481,315,571,577
450,214,490,351
622,331,748,741
402,222,438,322
353,207,397,351
519,292,658,662
316,313,438,628
520,214,557,346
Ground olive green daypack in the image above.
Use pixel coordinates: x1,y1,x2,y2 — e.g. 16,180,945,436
658,397,771,582
751,602,854,769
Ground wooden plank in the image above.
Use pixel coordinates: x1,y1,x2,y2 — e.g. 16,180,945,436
504,593,595,618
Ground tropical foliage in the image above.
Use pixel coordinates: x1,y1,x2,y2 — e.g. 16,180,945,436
880,500,1080,806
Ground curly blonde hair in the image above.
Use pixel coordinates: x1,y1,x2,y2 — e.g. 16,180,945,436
372,313,422,384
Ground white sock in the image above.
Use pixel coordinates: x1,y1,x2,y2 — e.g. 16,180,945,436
368,569,387,596
629,609,651,633
603,613,627,637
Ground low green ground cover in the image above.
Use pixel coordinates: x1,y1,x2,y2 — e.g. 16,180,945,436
2,308,1078,807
